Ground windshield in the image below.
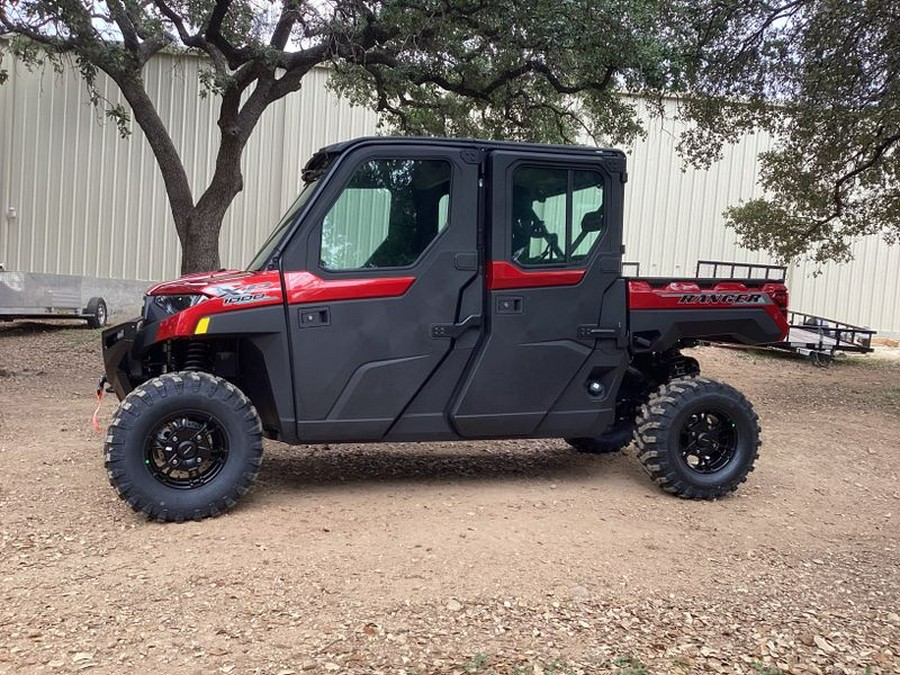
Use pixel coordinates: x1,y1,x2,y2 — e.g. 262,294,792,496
246,180,319,270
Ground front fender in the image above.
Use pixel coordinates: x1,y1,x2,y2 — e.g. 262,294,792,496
101,319,144,400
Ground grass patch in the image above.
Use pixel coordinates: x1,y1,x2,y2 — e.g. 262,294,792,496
849,384,900,408
60,327,102,348
457,652,579,674
612,655,650,675
879,386,900,405
461,652,492,673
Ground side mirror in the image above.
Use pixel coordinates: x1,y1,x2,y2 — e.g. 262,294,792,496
580,208,604,233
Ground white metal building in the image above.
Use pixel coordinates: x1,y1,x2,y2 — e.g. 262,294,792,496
1,47,898,334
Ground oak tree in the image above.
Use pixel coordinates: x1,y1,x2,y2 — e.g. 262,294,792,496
2,0,897,270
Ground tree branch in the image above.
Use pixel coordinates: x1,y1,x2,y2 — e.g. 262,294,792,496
797,131,900,240
152,0,205,49
270,1,300,50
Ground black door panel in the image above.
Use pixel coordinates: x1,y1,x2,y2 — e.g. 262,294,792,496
291,251,477,441
282,146,481,442
450,150,629,438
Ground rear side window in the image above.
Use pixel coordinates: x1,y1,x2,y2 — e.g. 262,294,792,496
320,159,452,270
511,166,605,266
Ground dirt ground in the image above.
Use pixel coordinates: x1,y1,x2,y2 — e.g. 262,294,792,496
1,320,898,675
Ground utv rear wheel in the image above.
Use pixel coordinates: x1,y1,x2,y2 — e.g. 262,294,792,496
566,421,634,454
634,376,760,499
104,372,263,522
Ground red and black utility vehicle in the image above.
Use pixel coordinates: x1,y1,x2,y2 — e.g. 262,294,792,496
101,137,789,521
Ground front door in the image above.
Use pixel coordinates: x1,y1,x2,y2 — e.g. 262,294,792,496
451,149,628,438
283,145,481,442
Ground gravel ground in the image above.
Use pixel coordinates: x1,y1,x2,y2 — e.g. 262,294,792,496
1,320,898,675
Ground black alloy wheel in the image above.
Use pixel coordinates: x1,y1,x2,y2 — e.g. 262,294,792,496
144,412,230,489
677,408,738,474
105,372,263,522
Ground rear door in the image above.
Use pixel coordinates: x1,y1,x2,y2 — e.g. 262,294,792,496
282,144,481,442
451,150,627,438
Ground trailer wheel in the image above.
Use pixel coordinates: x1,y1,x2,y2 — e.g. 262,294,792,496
566,421,634,454
104,372,263,522
86,297,108,328
634,376,760,499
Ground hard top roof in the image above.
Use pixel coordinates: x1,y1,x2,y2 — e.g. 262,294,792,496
316,136,625,159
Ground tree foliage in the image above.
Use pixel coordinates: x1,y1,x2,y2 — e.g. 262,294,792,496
680,0,900,263
1,0,898,270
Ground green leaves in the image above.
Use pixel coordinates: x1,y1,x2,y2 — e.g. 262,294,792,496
329,0,689,146
691,0,900,263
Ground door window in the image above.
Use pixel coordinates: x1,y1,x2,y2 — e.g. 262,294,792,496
511,166,605,266
320,159,452,270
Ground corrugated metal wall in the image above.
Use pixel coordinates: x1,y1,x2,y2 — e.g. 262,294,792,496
0,50,379,281
1,48,898,333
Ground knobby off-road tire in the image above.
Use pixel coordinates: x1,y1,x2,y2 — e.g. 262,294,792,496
104,372,263,522
634,376,760,499
565,421,635,454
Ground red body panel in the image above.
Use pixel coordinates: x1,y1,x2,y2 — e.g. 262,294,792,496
488,261,585,290
151,268,789,344
153,270,415,342
284,272,414,304
147,269,259,296
628,279,790,341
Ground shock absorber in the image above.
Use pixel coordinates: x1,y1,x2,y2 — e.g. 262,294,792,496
183,340,213,372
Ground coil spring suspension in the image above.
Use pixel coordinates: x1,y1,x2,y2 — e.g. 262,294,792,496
183,341,213,372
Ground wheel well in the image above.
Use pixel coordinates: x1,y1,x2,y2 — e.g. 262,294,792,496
615,350,701,422
138,337,282,439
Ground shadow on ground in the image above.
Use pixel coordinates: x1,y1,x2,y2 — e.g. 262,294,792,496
253,443,634,492
0,319,97,337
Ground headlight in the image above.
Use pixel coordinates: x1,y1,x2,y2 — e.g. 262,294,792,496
155,294,207,314
143,294,207,321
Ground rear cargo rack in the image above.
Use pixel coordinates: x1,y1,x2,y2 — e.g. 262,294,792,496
690,260,874,364
695,260,787,283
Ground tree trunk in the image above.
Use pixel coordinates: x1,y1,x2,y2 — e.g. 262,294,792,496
175,169,244,274
111,67,290,276
176,211,225,274
112,71,255,276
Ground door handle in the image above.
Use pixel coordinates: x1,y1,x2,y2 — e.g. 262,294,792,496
298,306,330,328
496,296,523,314
430,314,482,339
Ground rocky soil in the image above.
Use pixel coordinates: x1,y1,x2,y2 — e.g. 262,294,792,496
1,320,898,674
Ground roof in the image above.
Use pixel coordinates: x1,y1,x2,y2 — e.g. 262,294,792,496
317,136,626,159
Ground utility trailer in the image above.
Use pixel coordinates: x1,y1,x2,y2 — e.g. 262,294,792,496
694,260,875,364
0,270,108,328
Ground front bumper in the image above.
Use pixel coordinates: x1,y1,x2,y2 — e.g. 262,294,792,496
101,319,143,400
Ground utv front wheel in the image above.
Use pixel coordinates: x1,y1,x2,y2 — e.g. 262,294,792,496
104,372,263,521
634,376,760,499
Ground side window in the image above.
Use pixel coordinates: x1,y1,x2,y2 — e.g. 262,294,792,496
511,166,605,266
320,159,452,271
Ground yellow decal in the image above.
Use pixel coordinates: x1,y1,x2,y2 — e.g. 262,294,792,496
195,317,210,335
